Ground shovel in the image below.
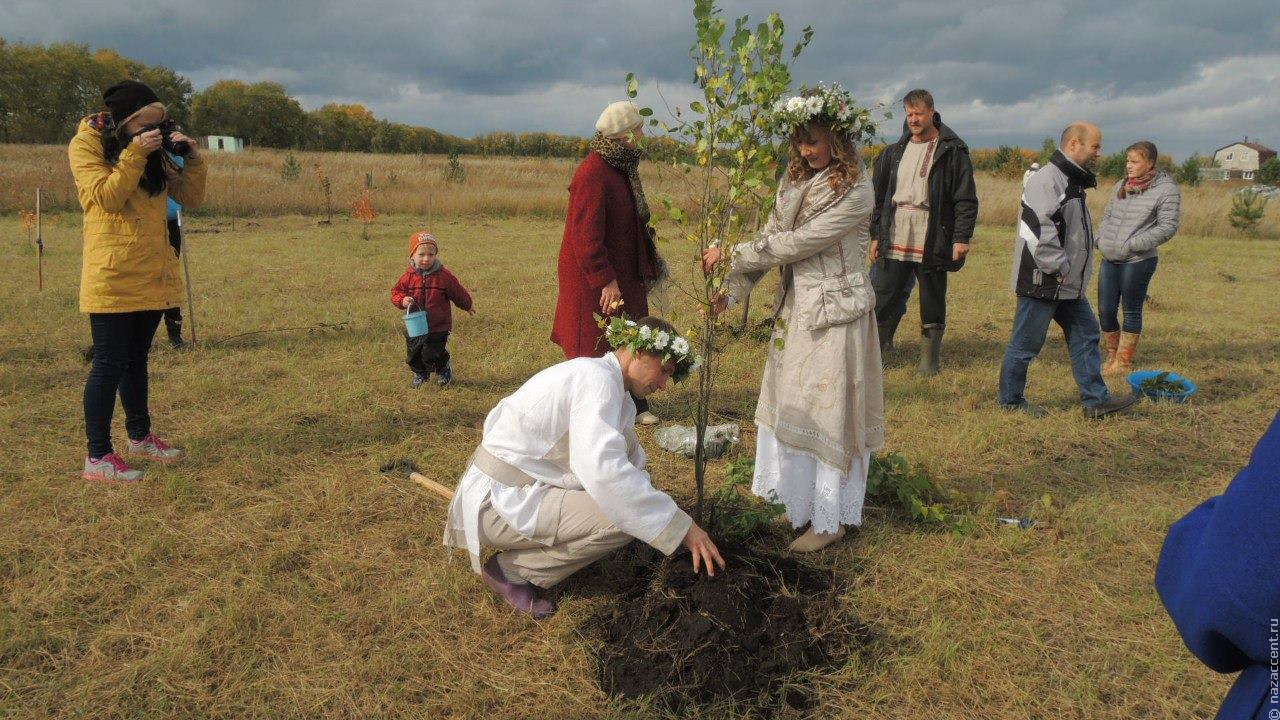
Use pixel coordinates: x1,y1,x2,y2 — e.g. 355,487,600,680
380,458,454,501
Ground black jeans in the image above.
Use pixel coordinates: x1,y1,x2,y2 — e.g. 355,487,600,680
164,218,183,329
871,257,948,329
85,311,163,458
406,331,450,375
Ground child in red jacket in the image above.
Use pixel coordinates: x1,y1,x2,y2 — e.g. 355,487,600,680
391,232,473,387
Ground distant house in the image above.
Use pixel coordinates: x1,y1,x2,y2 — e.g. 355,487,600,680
1209,139,1276,181
199,135,244,153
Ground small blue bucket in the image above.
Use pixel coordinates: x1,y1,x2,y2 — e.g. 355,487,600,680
404,306,429,338
1128,370,1196,403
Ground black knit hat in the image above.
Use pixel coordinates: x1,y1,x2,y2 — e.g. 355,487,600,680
103,81,160,122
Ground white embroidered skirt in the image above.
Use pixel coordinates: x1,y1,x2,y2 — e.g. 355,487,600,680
752,424,871,534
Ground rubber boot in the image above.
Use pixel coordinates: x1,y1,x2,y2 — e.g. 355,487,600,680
1111,331,1140,377
1100,330,1121,375
918,324,944,377
877,314,902,355
164,310,184,349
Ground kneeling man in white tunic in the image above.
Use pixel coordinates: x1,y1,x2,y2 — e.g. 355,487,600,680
445,316,725,619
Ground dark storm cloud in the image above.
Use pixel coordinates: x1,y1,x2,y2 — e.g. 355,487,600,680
3,0,1277,156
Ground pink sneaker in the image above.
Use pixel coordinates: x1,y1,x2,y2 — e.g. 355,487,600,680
83,453,144,484
126,434,185,464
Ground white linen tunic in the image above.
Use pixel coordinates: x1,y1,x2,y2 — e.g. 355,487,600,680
444,353,692,572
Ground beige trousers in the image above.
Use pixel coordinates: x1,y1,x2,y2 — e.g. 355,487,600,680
478,488,632,589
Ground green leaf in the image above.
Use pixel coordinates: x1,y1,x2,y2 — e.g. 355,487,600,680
689,101,706,114
626,73,638,98
638,107,653,117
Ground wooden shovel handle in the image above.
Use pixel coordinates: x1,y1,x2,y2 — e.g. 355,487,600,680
409,472,455,501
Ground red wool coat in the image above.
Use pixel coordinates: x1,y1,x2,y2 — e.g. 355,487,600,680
551,151,656,358
391,263,472,334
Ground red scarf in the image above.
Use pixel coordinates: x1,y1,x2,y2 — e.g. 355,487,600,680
1119,168,1156,199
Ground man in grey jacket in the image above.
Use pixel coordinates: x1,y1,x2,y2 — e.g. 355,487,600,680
998,122,1139,418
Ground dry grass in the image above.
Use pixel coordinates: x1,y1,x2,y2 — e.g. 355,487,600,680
0,145,682,221
2,143,1279,239
0,199,1278,717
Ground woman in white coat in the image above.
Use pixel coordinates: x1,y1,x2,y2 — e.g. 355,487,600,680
703,86,885,552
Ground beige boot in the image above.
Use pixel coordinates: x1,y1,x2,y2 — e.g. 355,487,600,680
788,525,846,553
1101,330,1121,375
1112,331,1140,376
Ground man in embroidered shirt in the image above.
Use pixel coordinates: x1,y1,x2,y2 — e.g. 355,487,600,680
444,316,724,619
869,88,979,376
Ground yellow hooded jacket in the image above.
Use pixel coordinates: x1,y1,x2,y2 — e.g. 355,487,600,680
69,117,208,313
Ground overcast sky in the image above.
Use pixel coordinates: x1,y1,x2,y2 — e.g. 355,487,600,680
4,0,1278,159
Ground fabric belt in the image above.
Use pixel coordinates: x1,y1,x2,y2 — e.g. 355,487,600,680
896,202,929,210
470,445,537,488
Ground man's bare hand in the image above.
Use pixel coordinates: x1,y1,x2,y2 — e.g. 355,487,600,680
952,242,970,262
683,523,726,576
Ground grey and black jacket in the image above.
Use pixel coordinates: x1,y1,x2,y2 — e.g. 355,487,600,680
870,112,978,272
1095,171,1180,264
1011,150,1098,301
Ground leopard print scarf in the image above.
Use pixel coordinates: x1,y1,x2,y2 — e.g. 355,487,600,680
589,133,650,228
589,133,668,285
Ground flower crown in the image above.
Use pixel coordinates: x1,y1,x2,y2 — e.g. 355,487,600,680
597,314,701,383
767,83,877,140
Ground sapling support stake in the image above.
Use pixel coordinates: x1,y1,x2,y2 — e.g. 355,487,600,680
230,164,236,232
36,187,44,291
178,210,198,347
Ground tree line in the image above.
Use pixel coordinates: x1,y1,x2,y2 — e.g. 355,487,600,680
3,38,1273,184
0,40,599,157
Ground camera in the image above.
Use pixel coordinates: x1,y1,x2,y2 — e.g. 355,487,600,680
136,119,192,156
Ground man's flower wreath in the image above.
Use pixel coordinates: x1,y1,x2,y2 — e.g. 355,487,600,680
596,314,702,383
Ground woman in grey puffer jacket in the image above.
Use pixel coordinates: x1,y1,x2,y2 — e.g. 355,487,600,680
1095,141,1180,375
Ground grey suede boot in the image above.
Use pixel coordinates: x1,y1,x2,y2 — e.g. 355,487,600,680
918,324,944,376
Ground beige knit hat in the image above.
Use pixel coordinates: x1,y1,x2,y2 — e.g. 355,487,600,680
595,101,643,137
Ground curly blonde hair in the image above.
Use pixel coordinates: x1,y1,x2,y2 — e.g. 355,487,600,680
786,120,862,196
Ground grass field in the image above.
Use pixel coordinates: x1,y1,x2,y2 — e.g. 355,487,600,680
1,168,1279,717
2,142,1278,239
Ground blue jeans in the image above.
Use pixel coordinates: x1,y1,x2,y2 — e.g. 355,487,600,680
1097,257,1158,333
999,296,1111,408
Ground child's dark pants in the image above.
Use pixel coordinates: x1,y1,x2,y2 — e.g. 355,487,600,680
406,331,450,375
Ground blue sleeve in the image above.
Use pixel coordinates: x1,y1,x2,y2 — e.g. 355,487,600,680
167,153,185,219
1155,411,1280,718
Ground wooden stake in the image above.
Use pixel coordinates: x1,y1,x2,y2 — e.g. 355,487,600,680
178,210,198,347
36,187,43,291
230,164,236,232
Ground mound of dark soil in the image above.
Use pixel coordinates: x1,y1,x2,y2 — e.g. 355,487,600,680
589,544,872,711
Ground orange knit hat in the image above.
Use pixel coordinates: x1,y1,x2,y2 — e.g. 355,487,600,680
408,231,438,256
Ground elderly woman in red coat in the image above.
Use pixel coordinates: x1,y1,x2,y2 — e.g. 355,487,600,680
552,101,664,424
